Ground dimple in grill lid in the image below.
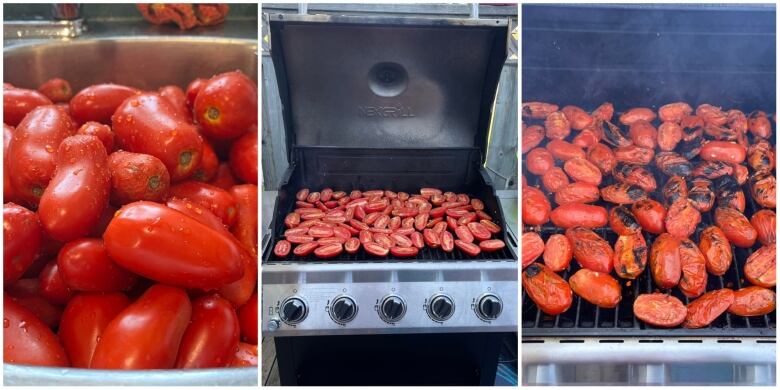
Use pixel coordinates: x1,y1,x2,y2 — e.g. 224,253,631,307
267,14,509,160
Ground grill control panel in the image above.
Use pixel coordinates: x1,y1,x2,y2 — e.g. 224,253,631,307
262,262,517,336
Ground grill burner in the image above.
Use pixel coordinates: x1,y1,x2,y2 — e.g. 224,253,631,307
522,137,776,337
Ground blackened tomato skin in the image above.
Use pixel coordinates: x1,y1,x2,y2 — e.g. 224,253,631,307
714,207,757,248
522,263,573,315
566,227,613,273
70,84,140,124
3,203,42,284
698,226,733,276
112,93,203,181
633,293,687,328
90,284,192,369
38,135,110,242
631,199,666,234
613,232,648,280
103,201,244,290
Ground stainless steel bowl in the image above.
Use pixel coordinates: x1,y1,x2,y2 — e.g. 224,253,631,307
3,36,258,386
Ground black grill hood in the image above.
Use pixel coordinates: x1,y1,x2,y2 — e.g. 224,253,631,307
268,13,509,162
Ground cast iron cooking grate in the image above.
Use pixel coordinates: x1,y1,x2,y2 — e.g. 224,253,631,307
521,136,776,337
266,192,517,263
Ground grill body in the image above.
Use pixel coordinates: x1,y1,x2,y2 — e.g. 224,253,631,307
261,13,516,385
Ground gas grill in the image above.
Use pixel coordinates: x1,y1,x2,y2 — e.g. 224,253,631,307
261,13,516,385
522,4,776,386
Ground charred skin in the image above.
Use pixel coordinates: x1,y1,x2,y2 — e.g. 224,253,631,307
600,120,632,148
683,289,735,329
522,263,573,315
750,209,776,246
613,232,648,279
747,139,775,172
565,227,614,273
631,199,667,234
655,152,693,177
662,176,688,206
715,175,746,212
698,226,733,276
609,205,641,236
600,183,648,205
687,177,715,212
714,207,757,248
749,171,776,209
692,160,733,179
678,239,707,298
612,164,657,192
522,102,559,119
614,145,655,165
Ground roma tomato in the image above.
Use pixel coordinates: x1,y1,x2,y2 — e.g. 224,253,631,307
543,234,572,272
185,78,207,109
158,85,192,121
103,201,244,290
194,71,258,139
613,232,648,279
108,151,171,205
522,186,551,225
229,184,258,256
112,93,203,181
633,293,687,328
38,135,110,242
569,268,621,308
57,238,138,292
228,343,258,367
3,87,53,126
70,83,140,124
175,294,240,368
229,129,258,184
37,78,72,103
650,233,681,289
698,226,732,276
521,232,544,268
3,203,42,283
683,288,734,329
522,263,572,315
39,260,73,305
4,124,16,202
4,296,69,367
566,227,613,273
192,139,219,182
58,293,130,368
76,121,114,153
237,292,258,344
168,181,238,227
678,239,707,298
166,198,225,232
6,279,63,329
91,284,192,369
7,105,76,206
728,287,776,317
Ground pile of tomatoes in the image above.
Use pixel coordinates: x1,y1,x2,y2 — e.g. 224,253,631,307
274,187,506,259
521,102,776,328
3,71,258,368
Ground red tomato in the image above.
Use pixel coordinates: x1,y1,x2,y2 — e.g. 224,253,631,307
3,203,42,283
37,78,73,103
4,87,54,126
58,293,130,368
4,296,69,366
237,292,258,344
39,260,73,305
175,294,240,368
185,78,207,109
91,284,192,369
38,135,110,242
168,181,238,227
6,279,63,328
70,84,140,124
7,105,76,206
229,184,258,256
229,129,258,184
3,124,16,202
103,201,244,290
166,198,225,232
57,238,138,292
194,71,257,139
112,93,203,181
158,85,192,122
76,121,114,153
108,150,171,205
228,342,258,367
192,139,219,182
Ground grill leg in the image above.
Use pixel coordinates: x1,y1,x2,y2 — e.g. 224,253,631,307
274,337,299,386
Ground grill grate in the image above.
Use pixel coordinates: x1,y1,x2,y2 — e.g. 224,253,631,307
521,139,776,337
265,191,516,264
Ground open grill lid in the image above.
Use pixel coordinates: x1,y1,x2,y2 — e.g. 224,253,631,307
268,13,509,161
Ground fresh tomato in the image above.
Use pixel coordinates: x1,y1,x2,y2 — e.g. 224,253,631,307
210,162,238,190
58,293,130,368
76,121,114,153
175,294,240,368
6,279,63,328
112,93,203,181
37,78,73,103
69,84,140,124
192,139,219,182
38,260,73,305
229,129,258,184
102,201,244,290
38,135,110,242
228,342,258,367
3,124,16,202
3,87,53,126
7,105,76,206
230,184,258,256
57,238,138,292
158,85,192,122
168,181,238,227
185,78,207,109
193,71,257,139
3,203,42,283
90,284,192,369
237,292,258,344
4,296,69,366
108,150,171,205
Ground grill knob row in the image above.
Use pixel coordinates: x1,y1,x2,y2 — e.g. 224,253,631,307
278,293,501,325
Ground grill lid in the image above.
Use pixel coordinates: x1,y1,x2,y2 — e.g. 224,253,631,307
267,13,508,159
